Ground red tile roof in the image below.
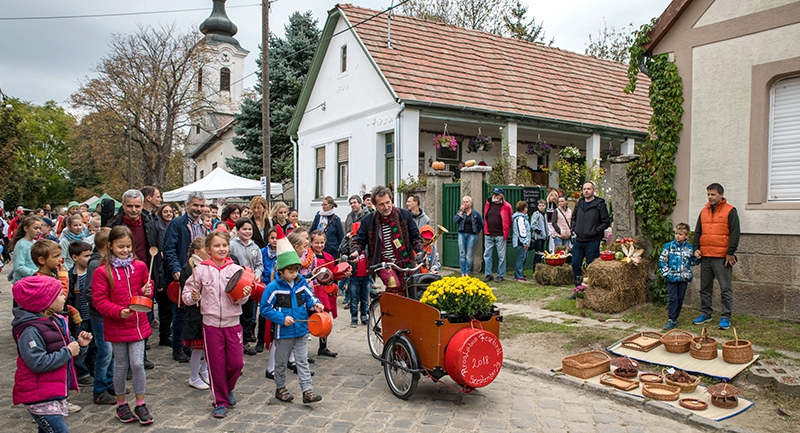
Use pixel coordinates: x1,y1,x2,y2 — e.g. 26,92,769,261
339,4,651,133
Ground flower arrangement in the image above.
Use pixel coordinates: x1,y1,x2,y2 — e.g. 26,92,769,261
600,147,621,162
526,140,553,157
467,133,493,153
559,146,583,163
433,134,458,151
572,285,587,299
419,276,497,317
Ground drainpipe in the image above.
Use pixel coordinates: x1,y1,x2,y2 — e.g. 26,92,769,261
290,137,299,208
394,101,405,204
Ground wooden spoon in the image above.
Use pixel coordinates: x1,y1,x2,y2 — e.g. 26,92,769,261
148,246,159,282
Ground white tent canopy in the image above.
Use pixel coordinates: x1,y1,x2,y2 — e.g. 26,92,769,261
163,167,282,202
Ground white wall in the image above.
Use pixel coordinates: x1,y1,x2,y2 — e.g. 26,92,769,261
695,0,798,27
194,129,245,180
690,23,800,234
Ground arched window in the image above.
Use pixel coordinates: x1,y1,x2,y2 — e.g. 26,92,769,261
220,67,231,92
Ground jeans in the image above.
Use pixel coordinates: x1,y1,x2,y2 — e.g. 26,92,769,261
700,257,733,318
483,235,507,278
458,233,478,275
349,276,371,324
92,319,114,395
572,239,601,286
30,413,69,433
514,245,527,279
553,236,571,249
532,239,546,274
667,281,688,321
172,303,187,351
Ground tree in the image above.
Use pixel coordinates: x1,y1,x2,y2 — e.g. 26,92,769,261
0,99,76,209
502,0,553,45
68,109,131,201
228,11,321,183
71,24,211,187
400,0,516,35
585,21,636,63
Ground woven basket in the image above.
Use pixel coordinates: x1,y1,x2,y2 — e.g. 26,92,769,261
642,383,681,401
621,331,663,352
600,373,640,391
660,329,694,354
561,351,611,379
722,328,753,364
662,368,701,393
710,395,739,409
639,372,663,384
679,398,708,411
690,327,718,360
614,368,638,379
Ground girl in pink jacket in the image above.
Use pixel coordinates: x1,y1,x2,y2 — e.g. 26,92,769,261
92,226,154,425
182,231,251,419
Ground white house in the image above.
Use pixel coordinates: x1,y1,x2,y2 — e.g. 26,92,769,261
288,4,651,221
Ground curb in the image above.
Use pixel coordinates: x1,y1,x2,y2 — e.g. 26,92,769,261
502,360,758,433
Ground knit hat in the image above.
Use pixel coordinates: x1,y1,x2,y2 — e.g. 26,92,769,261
68,201,80,210
13,275,62,313
275,225,301,270
42,217,54,227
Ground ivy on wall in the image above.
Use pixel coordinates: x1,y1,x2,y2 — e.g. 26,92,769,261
625,19,685,304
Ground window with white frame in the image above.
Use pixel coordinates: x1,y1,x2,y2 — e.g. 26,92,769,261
337,141,349,197
768,76,800,202
315,147,325,199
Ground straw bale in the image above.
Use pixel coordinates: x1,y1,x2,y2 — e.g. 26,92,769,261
583,260,648,313
534,264,574,286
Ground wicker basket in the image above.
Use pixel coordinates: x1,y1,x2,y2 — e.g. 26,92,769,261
600,373,639,391
679,398,708,411
614,368,638,378
690,327,718,360
660,329,694,354
561,351,611,379
642,383,681,401
710,395,739,409
662,368,702,393
621,331,663,352
639,372,663,384
722,328,753,364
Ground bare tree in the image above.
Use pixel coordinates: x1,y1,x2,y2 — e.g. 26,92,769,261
585,21,636,63
400,0,516,35
72,24,211,187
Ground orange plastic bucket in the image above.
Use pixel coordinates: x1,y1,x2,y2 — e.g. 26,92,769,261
307,312,332,338
226,267,255,302
129,296,153,313
445,321,503,388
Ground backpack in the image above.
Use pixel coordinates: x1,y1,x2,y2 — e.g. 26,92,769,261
514,214,528,239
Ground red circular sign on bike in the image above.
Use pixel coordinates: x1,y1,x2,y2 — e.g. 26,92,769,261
445,326,503,388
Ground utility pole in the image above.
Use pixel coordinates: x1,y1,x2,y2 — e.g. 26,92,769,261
261,0,271,207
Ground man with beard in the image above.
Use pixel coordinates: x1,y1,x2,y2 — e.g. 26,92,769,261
350,186,423,294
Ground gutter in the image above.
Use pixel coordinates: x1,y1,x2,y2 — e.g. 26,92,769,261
394,102,405,204
290,137,299,207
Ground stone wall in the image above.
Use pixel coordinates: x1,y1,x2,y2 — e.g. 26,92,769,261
685,233,800,322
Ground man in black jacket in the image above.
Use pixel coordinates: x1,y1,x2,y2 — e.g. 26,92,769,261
570,181,610,288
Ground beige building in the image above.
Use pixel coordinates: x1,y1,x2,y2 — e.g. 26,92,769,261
647,0,800,320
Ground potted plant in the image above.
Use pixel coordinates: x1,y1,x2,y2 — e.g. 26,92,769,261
433,134,458,152
419,276,497,322
573,285,587,308
525,139,553,158
600,147,621,163
467,133,493,153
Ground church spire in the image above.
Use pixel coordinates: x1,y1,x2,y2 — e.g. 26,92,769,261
200,0,243,50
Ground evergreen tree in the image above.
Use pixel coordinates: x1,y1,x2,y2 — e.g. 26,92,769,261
502,0,553,45
228,11,320,182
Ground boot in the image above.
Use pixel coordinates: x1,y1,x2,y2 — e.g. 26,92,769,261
317,338,337,358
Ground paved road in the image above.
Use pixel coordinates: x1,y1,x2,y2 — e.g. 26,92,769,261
0,275,706,433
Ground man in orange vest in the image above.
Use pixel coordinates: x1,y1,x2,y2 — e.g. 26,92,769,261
691,183,740,330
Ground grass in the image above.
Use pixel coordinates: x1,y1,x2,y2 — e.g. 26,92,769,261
501,315,628,350
492,280,563,303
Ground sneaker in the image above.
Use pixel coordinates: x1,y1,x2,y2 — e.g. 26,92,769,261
67,402,81,413
133,404,153,425
173,350,190,363
243,344,257,356
189,377,210,390
93,391,117,405
514,278,526,282
342,297,350,305
663,319,678,330
255,341,265,353
350,322,358,328
143,358,155,370
302,390,322,404
719,317,731,330
213,406,227,418
116,403,135,423
693,314,712,325
275,387,294,402
78,375,93,386
228,392,236,407
361,321,368,326
483,274,493,282
494,276,503,283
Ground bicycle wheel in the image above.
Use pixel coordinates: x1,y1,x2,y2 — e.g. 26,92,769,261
383,335,420,400
367,297,384,358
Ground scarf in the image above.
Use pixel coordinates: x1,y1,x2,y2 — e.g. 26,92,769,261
224,218,236,230
111,254,134,269
63,229,85,243
376,208,411,266
299,248,314,275
266,246,277,259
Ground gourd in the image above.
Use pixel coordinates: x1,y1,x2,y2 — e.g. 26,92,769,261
464,160,476,167
432,161,446,170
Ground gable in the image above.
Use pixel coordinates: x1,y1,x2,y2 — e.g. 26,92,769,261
694,0,798,27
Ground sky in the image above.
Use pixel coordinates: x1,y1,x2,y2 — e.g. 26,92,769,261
0,0,671,107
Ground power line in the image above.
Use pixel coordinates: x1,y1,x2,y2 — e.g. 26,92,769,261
0,3,262,21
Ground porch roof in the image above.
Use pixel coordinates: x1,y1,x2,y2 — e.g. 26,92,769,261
339,4,651,135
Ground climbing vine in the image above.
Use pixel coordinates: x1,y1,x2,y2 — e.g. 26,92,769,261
625,18,684,304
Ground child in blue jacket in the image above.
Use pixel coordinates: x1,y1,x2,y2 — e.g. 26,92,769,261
260,226,324,404
658,222,699,330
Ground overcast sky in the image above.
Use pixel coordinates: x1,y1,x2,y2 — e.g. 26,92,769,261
0,0,671,107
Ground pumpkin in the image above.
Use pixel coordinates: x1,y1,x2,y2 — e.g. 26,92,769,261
432,161,446,170
465,159,476,167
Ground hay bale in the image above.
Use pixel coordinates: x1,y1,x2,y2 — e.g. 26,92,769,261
583,260,648,313
534,264,574,286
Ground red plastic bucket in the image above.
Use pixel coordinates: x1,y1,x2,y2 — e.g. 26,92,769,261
445,321,503,388
307,312,332,338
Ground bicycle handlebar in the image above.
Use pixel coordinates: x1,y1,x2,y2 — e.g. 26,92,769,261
368,262,424,273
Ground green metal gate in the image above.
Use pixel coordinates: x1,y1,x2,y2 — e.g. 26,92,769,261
482,183,547,272
441,182,462,268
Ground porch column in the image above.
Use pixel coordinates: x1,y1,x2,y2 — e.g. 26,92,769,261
585,132,601,168
622,137,635,155
506,122,518,181
460,165,492,273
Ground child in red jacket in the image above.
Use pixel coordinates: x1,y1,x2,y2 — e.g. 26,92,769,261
91,226,154,425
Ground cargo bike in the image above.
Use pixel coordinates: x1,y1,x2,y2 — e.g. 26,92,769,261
366,262,504,399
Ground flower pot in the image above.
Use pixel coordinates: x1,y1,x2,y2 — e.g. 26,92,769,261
576,298,585,308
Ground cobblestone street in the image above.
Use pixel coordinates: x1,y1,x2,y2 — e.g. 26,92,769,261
0,276,707,432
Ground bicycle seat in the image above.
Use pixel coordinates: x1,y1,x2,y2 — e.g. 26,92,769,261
406,273,442,300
